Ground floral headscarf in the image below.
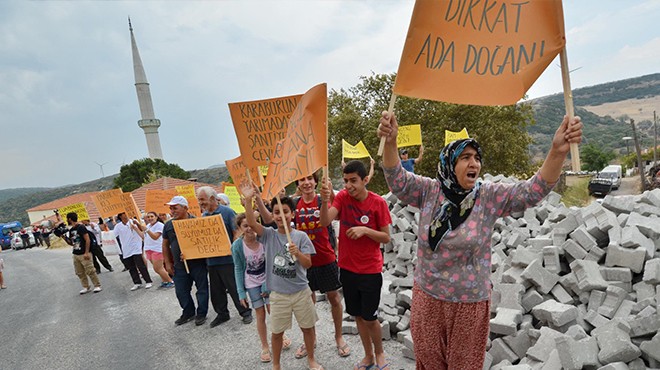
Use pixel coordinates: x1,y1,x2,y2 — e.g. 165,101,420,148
428,138,482,251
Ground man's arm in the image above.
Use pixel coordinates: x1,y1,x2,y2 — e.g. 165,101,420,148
414,144,424,165
83,232,92,259
162,237,174,274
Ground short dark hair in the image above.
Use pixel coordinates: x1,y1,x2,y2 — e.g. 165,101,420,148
296,172,319,186
235,213,247,228
343,160,368,179
270,196,295,213
67,212,78,222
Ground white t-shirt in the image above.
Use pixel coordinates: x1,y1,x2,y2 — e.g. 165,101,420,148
144,222,164,253
113,220,143,258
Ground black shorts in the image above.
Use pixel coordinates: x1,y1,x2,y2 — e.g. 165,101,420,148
339,268,382,321
307,261,341,293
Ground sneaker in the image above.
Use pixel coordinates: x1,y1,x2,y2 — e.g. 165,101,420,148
165,282,175,288
79,287,91,295
108,268,114,272
194,315,207,326
242,314,253,324
93,286,102,293
130,284,141,291
174,314,194,326
210,315,230,328
145,282,153,289
158,282,168,289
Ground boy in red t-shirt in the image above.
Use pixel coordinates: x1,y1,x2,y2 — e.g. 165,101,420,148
320,160,392,370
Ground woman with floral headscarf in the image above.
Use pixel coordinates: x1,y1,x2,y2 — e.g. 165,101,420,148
377,112,582,370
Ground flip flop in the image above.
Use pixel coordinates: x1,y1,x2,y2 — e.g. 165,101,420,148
353,362,375,370
282,335,292,350
337,343,351,357
295,342,317,359
374,364,390,370
260,349,272,363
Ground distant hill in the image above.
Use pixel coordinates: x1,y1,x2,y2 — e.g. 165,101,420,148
0,167,230,225
528,73,660,159
0,188,51,204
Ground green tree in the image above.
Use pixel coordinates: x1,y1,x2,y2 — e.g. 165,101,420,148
328,73,536,194
114,158,189,192
580,144,616,172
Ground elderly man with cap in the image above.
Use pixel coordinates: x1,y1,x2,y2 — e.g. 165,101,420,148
400,145,424,173
162,195,209,326
196,186,253,327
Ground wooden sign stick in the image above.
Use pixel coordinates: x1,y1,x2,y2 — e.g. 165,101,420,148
377,93,398,156
275,195,296,262
560,47,581,172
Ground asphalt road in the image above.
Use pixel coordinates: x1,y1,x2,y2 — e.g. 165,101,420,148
0,247,415,370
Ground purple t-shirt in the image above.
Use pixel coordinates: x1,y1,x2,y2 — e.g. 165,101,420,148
383,162,555,303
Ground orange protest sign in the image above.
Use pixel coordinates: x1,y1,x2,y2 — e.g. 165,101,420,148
145,189,178,215
225,155,260,192
393,0,565,106
172,215,232,260
229,93,303,171
93,190,141,219
175,185,202,218
263,83,328,200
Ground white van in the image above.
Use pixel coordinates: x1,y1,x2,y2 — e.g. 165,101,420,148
599,165,622,189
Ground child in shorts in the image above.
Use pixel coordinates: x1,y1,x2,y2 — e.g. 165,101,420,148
241,187,324,370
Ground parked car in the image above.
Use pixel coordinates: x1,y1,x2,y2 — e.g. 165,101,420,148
11,230,36,250
588,177,613,197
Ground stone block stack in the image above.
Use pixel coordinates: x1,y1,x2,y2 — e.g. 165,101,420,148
342,175,660,369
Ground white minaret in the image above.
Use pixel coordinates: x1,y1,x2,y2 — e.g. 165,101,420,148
129,18,164,160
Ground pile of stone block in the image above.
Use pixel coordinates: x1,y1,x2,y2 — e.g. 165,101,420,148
350,175,660,369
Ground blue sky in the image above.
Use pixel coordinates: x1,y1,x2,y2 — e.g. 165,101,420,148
0,0,658,189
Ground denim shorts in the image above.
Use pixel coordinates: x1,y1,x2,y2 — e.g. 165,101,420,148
247,286,269,309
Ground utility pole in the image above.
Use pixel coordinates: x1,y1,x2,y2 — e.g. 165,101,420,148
631,119,647,190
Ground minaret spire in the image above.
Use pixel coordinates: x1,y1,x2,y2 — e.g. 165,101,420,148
129,18,164,160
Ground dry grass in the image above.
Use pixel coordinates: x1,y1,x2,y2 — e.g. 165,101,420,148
559,176,592,207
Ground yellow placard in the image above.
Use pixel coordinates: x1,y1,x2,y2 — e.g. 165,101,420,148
223,184,245,214
93,190,141,219
259,165,268,176
58,202,90,222
342,139,371,159
263,83,328,200
396,125,422,148
445,128,470,146
393,0,565,106
172,214,232,259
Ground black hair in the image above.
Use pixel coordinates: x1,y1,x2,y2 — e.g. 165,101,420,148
270,196,295,213
146,211,163,224
343,160,368,179
296,172,319,186
67,212,78,222
98,217,104,224
235,213,247,229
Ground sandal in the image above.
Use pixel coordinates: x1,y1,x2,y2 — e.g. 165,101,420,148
295,342,317,359
282,335,292,350
353,362,374,370
260,349,272,363
337,343,351,357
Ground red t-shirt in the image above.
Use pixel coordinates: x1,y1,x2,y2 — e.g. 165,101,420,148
295,196,336,267
332,190,391,274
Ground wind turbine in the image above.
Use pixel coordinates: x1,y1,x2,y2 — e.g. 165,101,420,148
94,161,108,178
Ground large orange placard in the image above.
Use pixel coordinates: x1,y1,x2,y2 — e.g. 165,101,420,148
145,189,178,215
93,190,141,219
393,0,565,106
229,93,303,171
263,83,328,200
172,215,232,259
